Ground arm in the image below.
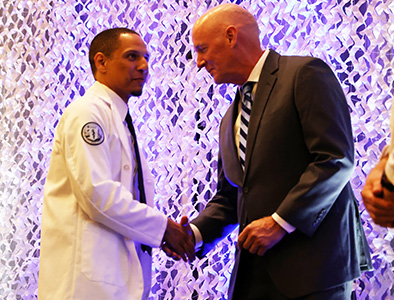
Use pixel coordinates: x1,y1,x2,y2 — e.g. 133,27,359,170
62,101,168,247
275,58,355,236
191,154,239,257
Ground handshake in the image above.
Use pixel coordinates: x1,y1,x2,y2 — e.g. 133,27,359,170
161,216,196,262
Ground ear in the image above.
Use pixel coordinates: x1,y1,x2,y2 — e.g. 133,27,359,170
225,26,237,48
94,52,107,74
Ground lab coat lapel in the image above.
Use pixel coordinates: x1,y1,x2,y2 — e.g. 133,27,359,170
92,82,134,165
113,106,133,164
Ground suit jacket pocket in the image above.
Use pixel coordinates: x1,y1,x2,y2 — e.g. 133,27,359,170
81,222,129,287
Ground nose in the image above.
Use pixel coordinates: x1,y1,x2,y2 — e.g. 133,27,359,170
196,54,206,69
138,57,149,74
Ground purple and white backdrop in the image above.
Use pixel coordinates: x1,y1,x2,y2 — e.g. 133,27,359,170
0,0,393,299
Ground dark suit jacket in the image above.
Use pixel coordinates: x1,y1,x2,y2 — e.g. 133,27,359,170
192,50,371,298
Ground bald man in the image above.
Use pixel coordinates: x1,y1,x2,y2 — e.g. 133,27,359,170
186,4,371,300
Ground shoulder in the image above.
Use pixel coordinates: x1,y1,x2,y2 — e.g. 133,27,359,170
271,54,335,83
279,54,328,70
63,86,112,123
263,50,331,78
59,86,113,142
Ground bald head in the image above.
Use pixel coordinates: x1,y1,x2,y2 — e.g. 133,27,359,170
194,3,259,42
192,4,263,85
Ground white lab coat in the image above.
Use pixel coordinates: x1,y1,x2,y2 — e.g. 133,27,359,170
38,82,167,300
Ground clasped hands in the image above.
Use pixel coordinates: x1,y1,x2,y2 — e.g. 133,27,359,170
162,216,196,262
161,215,287,262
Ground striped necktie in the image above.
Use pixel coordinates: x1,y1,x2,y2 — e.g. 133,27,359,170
239,82,254,170
125,112,151,255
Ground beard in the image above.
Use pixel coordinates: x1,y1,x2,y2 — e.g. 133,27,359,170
131,87,143,97
129,78,146,97
131,90,142,96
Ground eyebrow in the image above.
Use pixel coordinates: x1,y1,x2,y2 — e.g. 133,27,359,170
124,50,150,60
194,43,207,50
194,46,207,54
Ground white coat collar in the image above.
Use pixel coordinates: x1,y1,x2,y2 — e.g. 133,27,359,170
91,81,129,120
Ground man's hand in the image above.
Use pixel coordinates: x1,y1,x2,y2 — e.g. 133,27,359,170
362,156,394,227
237,216,286,256
161,216,195,262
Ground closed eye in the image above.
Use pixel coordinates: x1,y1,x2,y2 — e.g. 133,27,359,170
196,46,208,54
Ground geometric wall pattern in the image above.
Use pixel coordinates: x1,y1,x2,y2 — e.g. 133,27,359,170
0,0,393,298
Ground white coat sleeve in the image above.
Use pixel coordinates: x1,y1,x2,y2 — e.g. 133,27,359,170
60,101,167,248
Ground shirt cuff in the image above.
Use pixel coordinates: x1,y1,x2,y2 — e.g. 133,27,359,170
190,223,203,250
272,213,296,233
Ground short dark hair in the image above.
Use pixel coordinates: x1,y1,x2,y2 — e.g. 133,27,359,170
88,28,139,75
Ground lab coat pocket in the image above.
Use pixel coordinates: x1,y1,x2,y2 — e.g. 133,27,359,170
81,223,129,287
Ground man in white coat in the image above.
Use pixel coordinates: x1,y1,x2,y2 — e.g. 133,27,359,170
38,28,195,300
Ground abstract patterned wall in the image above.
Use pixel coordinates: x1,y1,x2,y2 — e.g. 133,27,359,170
0,0,393,298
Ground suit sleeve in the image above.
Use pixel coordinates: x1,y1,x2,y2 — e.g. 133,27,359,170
275,58,355,237
191,153,239,256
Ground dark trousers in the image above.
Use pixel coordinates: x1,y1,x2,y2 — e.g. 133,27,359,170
231,251,353,300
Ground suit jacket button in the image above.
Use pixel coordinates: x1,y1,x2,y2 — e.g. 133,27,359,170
244,187,249,193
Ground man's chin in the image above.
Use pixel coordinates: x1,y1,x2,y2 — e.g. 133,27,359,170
212,74,224,84
131,89,143,97
213,77,224,84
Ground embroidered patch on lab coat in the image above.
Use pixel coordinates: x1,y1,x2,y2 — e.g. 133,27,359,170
81,122,104,145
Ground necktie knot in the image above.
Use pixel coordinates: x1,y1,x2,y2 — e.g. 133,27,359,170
242,82,254,103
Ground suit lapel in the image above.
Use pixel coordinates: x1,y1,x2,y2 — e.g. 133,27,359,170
220,91,244,187
244,50,279,174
